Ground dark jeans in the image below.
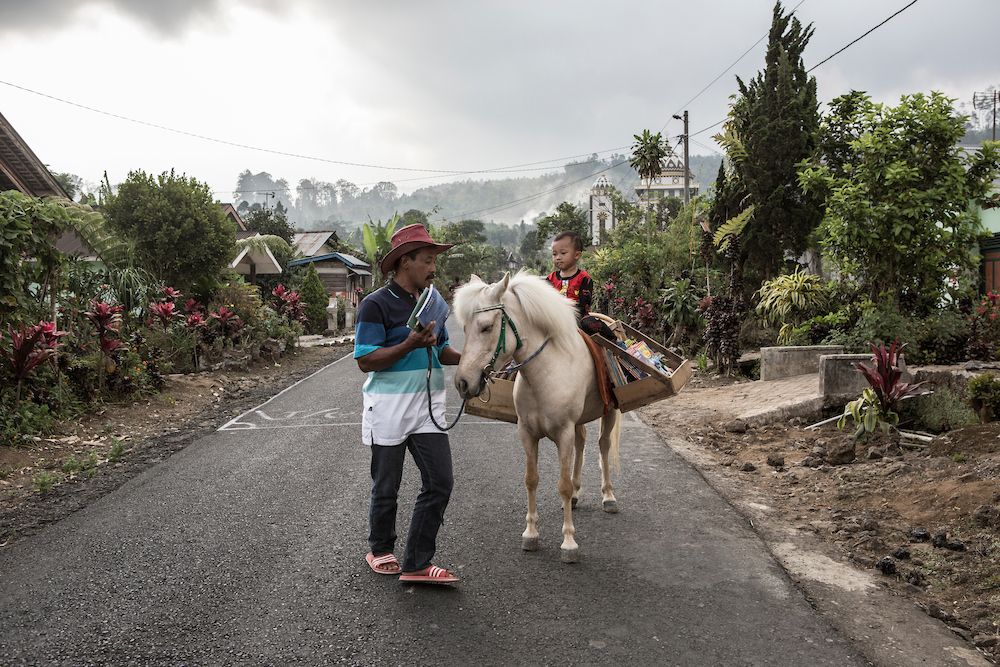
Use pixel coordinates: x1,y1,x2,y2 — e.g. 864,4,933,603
369,432,453,572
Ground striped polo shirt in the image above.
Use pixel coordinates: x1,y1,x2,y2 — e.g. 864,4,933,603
354,281,449,446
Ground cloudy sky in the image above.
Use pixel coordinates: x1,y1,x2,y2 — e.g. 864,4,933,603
1,0,996,201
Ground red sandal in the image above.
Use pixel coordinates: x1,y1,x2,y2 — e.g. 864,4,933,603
398,565,459,584
366,552,401,575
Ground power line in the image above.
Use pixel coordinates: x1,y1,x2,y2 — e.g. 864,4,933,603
0,76,629,177
688,0,920,141
658,0,808,133
807,0,918,73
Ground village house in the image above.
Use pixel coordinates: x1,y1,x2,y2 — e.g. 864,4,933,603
291,231,372,304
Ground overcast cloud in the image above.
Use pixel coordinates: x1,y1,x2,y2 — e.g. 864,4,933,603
0,0,996,204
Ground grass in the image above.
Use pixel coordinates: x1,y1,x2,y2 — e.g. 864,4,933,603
33,471,57,493
952,452,968,463
108,438,126,463
0,466,11,480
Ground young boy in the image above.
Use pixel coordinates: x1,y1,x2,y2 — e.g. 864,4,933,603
546,231,617,340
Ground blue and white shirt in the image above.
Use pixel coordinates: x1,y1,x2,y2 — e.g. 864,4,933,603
354,281,449,446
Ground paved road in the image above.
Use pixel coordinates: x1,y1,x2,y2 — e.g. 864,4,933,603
0,329,865,666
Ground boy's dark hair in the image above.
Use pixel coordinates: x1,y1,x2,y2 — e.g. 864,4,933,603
554,231,583,252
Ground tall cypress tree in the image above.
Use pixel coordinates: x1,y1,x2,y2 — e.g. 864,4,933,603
730,1,821,284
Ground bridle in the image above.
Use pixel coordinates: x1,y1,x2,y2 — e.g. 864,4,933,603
473,302,550,379
426,299,550,432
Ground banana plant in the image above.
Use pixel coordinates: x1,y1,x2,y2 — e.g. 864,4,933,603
362,212,400,278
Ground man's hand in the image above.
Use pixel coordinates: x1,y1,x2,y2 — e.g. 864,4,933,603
406,321,438,350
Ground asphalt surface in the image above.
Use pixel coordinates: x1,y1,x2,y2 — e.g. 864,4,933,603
0,328,866,666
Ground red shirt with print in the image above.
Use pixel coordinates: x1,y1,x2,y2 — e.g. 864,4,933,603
546,269,594,319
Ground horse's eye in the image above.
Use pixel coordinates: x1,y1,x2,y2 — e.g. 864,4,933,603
480,324,493,333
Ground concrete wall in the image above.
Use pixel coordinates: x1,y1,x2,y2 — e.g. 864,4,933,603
819,353,910,403
760,345,844,381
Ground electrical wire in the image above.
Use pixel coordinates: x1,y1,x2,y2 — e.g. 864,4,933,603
0,76,629,178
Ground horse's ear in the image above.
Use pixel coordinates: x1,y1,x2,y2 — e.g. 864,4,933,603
469,274,483,284
500,272,510,291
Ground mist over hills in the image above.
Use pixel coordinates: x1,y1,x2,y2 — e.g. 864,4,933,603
232,153,722,230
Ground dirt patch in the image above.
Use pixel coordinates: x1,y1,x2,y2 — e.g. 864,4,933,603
641,384,1000,662
0,344,351,547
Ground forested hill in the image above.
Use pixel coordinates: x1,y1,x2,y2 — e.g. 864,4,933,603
232,153,722,230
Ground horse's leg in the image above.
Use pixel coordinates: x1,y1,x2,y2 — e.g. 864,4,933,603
555,426,580,563
519,427,541,552
571,424,586,509
598,409,622,513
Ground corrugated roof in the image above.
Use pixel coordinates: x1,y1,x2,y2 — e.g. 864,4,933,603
287,251,370,269
293,231,339,257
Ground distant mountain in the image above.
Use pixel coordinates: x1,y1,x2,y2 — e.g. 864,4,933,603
233,153,722,230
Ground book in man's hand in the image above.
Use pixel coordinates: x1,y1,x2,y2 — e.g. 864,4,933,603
407,284,450,332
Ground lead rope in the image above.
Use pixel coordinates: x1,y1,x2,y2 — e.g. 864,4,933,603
426,347,466,432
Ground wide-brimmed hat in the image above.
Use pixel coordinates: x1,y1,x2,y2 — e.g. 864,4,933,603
379,224,454,275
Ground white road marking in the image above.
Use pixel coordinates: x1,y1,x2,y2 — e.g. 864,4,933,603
216,350,354,431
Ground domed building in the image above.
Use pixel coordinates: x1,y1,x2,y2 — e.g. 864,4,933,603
634,155,699,205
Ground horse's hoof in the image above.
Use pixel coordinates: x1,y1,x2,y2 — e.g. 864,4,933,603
560,548,580,563
603,500,619,514
571,497,579,509
521,537,539,551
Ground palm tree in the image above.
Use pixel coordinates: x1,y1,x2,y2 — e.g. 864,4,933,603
629,130,668,210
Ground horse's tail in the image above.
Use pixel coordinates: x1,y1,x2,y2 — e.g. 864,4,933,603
607,409,622,475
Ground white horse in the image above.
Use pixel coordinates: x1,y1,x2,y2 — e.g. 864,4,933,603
453,272,622,563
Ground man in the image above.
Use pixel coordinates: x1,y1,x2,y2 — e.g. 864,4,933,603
354,224,463,584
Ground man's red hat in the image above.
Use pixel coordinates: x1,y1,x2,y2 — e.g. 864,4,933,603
379,224,454,275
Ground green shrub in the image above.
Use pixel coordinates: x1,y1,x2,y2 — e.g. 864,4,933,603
33,471,57,493
299,265,329,335
336,296,347,330
968,373,1000,422
786,310,851,346
0,394,54,447
911,388,978,433
914,309,970,365
827,301,918,355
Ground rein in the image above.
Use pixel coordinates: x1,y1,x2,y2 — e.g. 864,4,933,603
425,300,549,432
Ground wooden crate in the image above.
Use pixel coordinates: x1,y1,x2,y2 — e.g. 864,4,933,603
464,377,518,423
463,321,692,422
591,322,692,413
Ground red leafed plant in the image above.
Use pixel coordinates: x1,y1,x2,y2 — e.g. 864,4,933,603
161,286,183,303
854,340,928,414
149,300,179,330
272,284,306,323
85,300,125,389
185,312,205,329
631,297,657,332
210,306,244,341
183,298,203,314
2,321,66,404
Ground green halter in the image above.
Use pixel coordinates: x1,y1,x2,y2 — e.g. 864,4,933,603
473,303,525,373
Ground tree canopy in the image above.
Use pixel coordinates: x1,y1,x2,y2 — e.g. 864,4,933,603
799,91,1000,312
103,170,236,298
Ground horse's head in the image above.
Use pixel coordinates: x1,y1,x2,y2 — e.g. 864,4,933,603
453,273,516,399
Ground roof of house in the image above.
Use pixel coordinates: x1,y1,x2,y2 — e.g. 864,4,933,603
235,229,259,240
219,203,248,231
230,242,282,275
286,251,371,270
0,110,70,198
293,231,340,257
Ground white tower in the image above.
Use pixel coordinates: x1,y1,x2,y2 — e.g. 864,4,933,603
589,175,615,246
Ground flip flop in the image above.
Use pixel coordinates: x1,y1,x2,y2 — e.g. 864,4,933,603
366,552,401,575
398,565,459,585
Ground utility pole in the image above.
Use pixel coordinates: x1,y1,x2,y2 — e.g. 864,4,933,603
673,110,691,204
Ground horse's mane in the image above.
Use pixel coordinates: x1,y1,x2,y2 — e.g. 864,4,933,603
454,271,580,354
